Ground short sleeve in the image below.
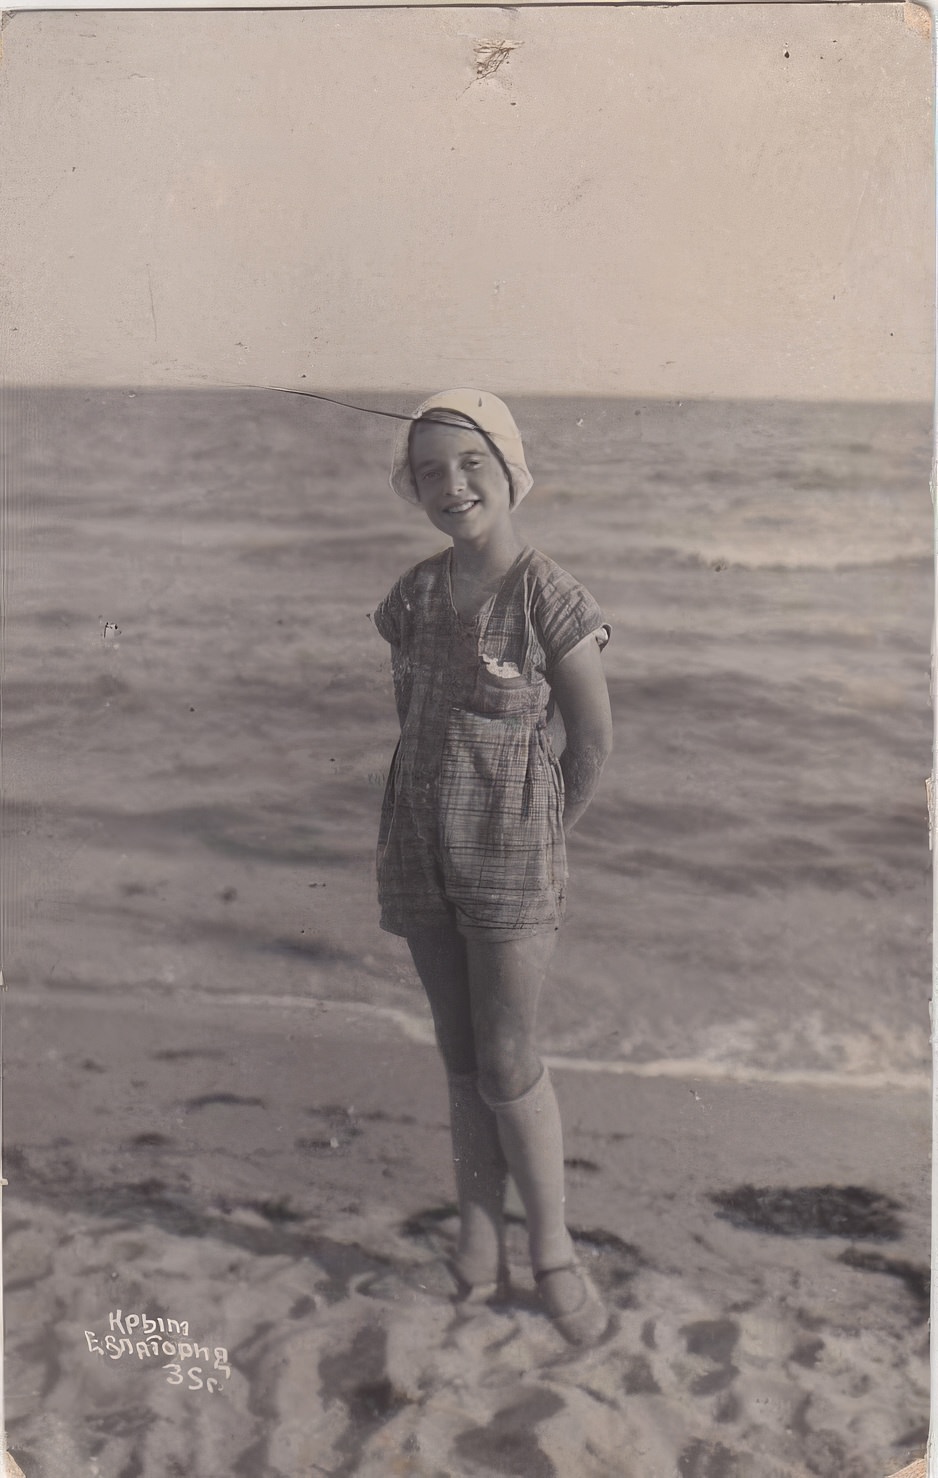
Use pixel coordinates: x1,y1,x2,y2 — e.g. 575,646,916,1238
370,579,405,646
535,565,611,678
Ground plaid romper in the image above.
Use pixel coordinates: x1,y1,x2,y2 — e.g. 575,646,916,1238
372,545,610,940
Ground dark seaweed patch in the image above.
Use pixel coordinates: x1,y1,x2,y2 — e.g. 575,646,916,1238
184,1092,266,1111
710,1184,901,1241
838,1246,930,1321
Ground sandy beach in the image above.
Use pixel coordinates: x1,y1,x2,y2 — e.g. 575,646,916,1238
3,988,929,1477
2,388,932,1475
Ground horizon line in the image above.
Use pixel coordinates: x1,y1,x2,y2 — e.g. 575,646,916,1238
1,382,932,408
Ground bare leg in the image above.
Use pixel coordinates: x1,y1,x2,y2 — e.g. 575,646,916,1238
467,932,607,1341
466,933,568,1269
407,927,508,1288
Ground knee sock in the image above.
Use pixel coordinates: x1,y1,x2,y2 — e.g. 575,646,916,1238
447,1071,509,1285
480,1066,573,1275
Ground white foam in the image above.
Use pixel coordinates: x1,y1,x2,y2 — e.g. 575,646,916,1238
15,988,929,1091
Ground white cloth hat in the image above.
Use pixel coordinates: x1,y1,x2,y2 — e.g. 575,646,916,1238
389,389,534,507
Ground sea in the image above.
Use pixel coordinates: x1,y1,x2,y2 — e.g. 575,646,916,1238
3,387,932,1084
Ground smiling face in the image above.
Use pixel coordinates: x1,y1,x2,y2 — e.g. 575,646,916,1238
409,417,514,545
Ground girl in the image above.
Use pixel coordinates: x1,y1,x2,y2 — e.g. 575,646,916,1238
372,390,613,1346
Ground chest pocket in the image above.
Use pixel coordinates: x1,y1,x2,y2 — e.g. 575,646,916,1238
456,553,550,721
467,653,548,721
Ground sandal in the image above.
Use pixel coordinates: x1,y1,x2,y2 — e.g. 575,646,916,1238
534,1260,610,1346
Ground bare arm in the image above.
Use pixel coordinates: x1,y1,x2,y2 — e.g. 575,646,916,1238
550,632,613,834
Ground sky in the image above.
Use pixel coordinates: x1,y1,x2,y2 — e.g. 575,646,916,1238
1,5,932,400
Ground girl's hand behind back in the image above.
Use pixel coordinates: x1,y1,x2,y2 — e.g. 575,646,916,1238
551,633,613,834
